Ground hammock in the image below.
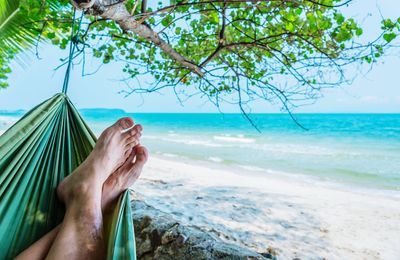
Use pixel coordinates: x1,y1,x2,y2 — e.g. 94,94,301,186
0,93,136,259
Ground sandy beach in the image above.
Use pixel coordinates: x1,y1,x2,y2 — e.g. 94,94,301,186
133,155,400,260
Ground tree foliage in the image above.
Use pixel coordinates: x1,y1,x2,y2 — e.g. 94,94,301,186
0,0,399,119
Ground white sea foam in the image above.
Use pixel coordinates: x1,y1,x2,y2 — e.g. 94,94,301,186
142,135,159,140
238,164,265,172
213,135,255,144
0,130,4,136
169,138,224,147
167,130,178,136
262,143,333,155
162,153,178,158
208,156,223,163
143,135,225,147
255,143,361,157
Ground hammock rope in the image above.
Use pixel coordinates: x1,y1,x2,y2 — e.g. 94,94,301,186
62,8,84,94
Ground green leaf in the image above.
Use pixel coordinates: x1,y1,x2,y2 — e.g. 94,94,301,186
210,12,219,24
47,32,56,39
161,14,173,27
285,22,294,32
334,13,345,24
383,33,396,43
382,19,395,29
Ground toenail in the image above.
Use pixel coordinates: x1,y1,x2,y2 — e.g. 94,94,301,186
121,124,135,134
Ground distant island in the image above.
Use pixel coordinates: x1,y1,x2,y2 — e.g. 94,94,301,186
0,109,25,115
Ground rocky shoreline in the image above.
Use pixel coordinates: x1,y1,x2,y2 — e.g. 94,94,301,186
132,198,275,260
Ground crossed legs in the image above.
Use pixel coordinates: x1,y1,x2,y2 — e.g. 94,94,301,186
16,117,148,260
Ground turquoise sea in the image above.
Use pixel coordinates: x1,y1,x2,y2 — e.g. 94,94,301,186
1,110,399,191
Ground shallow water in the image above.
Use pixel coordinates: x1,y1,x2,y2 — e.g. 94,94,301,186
1,110,399,190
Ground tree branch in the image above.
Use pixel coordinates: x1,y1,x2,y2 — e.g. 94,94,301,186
141,0,147,14
81,0,204,77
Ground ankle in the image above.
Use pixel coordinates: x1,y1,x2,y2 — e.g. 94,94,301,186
84,154,112,182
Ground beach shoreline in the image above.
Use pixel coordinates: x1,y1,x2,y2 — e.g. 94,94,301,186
2,114,400,259
134,155,400,260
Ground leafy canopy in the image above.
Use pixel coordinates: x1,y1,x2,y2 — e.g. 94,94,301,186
0,0,399,118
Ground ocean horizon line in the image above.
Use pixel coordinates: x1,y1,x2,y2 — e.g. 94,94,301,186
1,108,400,115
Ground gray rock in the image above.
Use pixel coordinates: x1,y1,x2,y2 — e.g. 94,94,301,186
131,198,273,259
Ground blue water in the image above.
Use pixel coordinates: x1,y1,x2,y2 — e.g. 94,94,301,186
1,111,400,191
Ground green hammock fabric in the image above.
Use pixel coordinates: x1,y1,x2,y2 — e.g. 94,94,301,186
0,93,136,259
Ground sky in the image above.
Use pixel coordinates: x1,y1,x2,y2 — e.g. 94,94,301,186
0,0,399,113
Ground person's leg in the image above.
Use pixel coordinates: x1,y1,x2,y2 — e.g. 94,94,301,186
15,145,148,260
15,226,61,260
47,118,140,260
47,146,148,259
15,118,141,260
46,118,141,260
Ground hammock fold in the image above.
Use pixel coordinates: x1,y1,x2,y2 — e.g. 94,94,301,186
0,93,136,259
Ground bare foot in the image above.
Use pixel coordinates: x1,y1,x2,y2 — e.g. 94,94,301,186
102,145,148,212
89,118,143,176
57,117,142,206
